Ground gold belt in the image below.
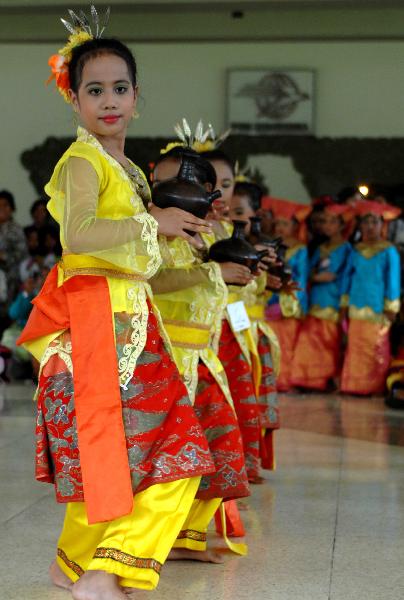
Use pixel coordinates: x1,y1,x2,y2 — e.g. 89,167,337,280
60,255,147,282
163,319,211,350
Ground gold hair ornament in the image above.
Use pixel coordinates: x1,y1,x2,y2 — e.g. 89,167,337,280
160,119,231,154
47,5,111,103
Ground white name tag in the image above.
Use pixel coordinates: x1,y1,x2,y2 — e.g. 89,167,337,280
227,301,251,332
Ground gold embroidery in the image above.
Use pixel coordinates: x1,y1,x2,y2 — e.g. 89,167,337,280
309,305,340,323
355,241,391,259
57,548,84,577
384,298,400,313
63,267,146,282
119,285,149,388
177,529,207,542
38,338,73,394
319,241,345,258
349,305,391,325
93,547,162,575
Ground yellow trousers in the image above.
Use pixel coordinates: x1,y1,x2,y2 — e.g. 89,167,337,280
56,477,200,591
173,498,222,551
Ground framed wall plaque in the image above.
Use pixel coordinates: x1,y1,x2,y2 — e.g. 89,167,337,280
227,68,315,136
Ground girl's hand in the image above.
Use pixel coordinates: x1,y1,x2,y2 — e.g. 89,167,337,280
254,244,277,264
149,204,212,249
267,274,282,290
219,262,253,285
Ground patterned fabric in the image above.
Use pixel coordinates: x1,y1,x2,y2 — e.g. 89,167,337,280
218,320,261,481
195,362,250,500
256,330,280,431
35,307,214,502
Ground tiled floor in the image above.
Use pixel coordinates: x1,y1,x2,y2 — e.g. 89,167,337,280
1,384,404,599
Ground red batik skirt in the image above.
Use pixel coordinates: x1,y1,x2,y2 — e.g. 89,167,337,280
194,361,250,500
218,320,261,481
35,307,215,504
257,329,280,470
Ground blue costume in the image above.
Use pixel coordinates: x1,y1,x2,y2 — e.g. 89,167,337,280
291,241,352,390
341,241,401,394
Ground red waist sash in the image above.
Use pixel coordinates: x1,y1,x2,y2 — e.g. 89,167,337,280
18,266,133,524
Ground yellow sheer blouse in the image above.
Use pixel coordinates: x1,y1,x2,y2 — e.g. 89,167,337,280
43,127,162,388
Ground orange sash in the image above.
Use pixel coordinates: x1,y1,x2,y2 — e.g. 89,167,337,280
18,266,133,524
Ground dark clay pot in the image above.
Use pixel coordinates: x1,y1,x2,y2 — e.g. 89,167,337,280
266,242,292,289
248,216,274,247
208,220,268,273
152,149,221,228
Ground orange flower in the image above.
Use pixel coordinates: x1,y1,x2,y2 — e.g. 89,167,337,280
47,54,70,102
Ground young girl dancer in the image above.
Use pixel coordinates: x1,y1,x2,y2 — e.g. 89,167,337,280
291,204,352,391
340,200,401,395
202,149,278,483
151,141,250,559
263,197,311,392
18,10,216,599
229,181,281,472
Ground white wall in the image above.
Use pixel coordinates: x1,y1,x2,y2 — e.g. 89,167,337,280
2,40,404,222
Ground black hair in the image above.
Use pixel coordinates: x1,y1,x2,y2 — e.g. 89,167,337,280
30,198,47,218
69,38,137,94
233,181,263,212
154,146,217,189
0,190,15,212
200,149,235,176
337,186,358,204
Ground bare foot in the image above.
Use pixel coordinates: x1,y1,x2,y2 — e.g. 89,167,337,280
72,570,126,600
168,548,224,564
49,560,73,590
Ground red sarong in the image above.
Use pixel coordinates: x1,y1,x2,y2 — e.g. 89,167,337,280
195,362,250,500
19,267,214,523
218,320,261,481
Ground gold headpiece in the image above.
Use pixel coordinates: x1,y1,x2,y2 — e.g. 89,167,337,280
234,161,256,184
160,119,231,155
47,5,111,103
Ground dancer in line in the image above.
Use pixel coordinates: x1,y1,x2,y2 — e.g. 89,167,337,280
340,200,401,395
18,9,216,599
150,134,250,559
291,204,352,391
229,180,281,473
263,198,311,392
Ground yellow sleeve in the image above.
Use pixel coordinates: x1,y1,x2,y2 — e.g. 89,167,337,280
59,157,160,277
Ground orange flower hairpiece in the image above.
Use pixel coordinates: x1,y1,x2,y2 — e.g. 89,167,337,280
47,5,110,103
